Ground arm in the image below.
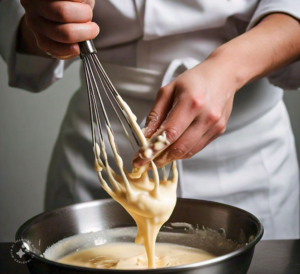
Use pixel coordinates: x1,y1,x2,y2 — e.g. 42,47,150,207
133,13,300,168
216,13,300,87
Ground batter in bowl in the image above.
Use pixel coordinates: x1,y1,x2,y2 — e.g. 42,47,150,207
58,243,216,269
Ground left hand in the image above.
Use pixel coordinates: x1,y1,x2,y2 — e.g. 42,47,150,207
132,58,238,168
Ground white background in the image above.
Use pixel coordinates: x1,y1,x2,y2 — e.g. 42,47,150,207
0,58,299,241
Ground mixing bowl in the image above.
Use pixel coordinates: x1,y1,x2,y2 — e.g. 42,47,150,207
16,198,263,274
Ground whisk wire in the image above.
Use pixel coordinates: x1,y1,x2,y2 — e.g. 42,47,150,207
90,55,136,150
82,59,98,146
92,55,142,147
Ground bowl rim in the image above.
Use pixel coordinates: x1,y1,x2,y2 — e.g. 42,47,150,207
15,198,264,272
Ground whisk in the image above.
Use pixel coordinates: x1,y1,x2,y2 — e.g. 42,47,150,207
78,40,152,178
78,40,174,188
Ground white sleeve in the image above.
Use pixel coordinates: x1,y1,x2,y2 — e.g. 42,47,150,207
0,0,67,92
247,0,300,90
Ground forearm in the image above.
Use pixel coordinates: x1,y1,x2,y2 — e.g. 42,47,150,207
17,16,49,57
208,13,300,91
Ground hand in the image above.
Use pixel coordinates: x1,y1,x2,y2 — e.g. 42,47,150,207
20,0,99,59
132,13,300,169
132,58,238,168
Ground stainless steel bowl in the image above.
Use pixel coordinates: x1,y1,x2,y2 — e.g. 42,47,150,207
16,198,263,274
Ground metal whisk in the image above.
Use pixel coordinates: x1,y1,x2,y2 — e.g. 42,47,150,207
78,39,175,190
78,40,145,171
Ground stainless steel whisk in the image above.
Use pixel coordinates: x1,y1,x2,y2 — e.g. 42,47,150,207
78,40,142,165
78,40,173,183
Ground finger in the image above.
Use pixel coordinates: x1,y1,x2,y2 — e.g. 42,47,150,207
32,31,80,58
24,0,93,23
181,100,232,160
182,133,219,160
143,84,174,138
133,94,198,168
153,116,227,167
182,121,227,160
152,120,206,167
26,13,99,44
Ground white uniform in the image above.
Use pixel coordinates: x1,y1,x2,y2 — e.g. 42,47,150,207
1,0,300,239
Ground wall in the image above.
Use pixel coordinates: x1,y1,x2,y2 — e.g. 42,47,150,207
0,58,299,242
0,58,80,241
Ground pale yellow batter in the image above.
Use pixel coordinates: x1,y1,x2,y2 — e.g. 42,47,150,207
56,95,212,270
92,95,178,268
58,243,216,269
43,78,220,270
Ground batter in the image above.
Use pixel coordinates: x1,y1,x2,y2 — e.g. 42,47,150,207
58,243,216,269
50,95,215,269
92,95,178,268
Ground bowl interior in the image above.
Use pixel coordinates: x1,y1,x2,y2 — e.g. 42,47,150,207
16,198,263,260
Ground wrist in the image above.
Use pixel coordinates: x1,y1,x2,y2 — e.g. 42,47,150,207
201,46,248,94
207,46,251,92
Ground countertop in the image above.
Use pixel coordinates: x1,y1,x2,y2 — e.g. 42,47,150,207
0,240,299,274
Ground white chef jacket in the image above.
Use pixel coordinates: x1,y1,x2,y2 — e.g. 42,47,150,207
1,0,300,240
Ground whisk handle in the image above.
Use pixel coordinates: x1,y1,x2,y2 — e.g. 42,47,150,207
79,40,97,58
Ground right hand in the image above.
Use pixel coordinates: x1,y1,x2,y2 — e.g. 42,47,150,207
20,0,99,59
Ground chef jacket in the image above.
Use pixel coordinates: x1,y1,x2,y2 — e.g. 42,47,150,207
1,0,300,239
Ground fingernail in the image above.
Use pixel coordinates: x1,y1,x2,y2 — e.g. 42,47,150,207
132,153,139,161
132,158,142,168
94,25,100,37
142,126,157,139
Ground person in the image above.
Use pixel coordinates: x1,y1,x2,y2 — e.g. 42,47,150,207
0,0,299,240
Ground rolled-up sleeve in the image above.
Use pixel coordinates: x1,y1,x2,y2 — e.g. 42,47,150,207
247,0,300,90
0,0,66,92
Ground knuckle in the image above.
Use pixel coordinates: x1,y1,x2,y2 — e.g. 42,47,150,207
219,125,226,134
157,86,169,98
190,97,204,110
184,152,194,159
215,120,226,133
59,26,76,42
147,110,160,123
69,43,80,55
208,110,222,124
165,127,179,143
170,147,186,159
55,4,70,22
